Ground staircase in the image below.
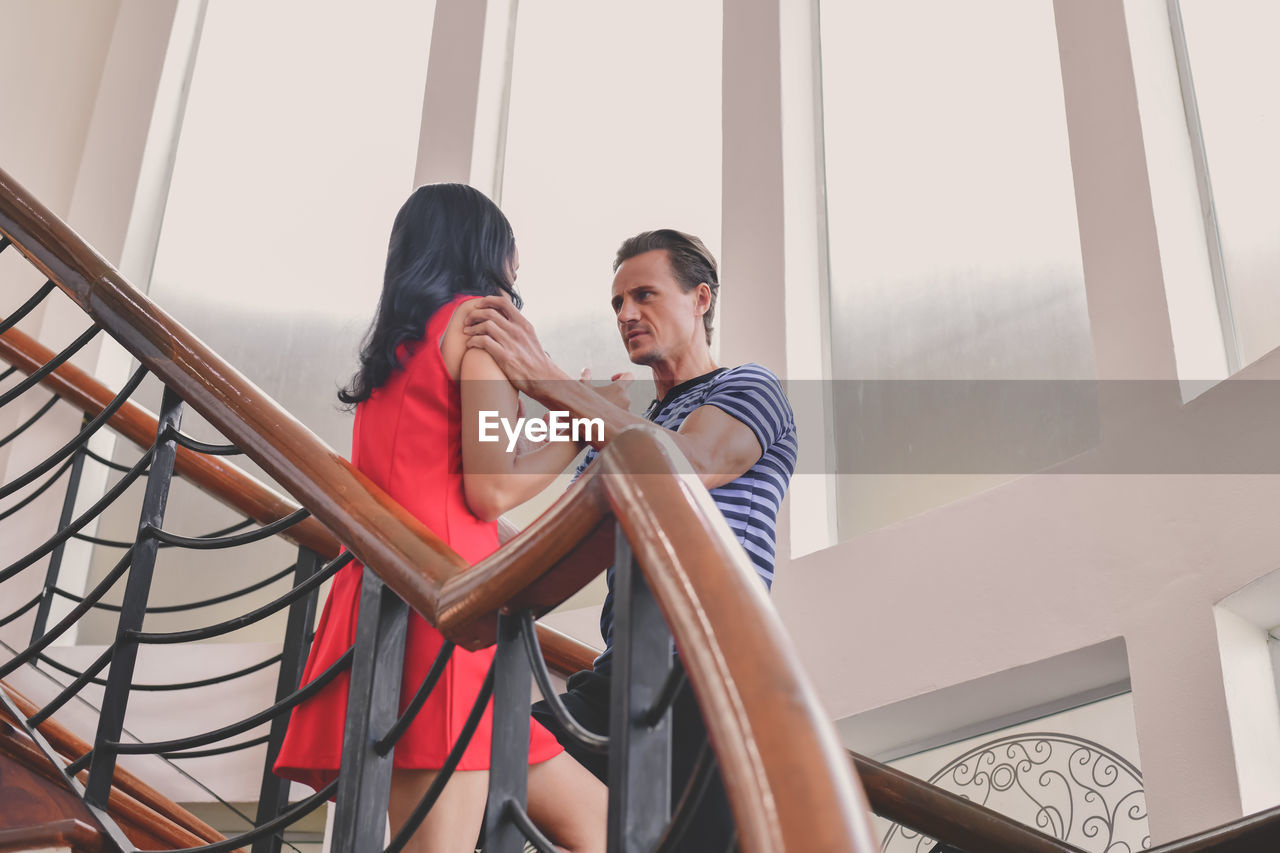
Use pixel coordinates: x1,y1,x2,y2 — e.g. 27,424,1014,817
1,684,223,850
0,164,876,852
3,164,1280,853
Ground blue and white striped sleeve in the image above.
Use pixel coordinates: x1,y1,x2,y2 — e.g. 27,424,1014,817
570,448,597,483
698,364,794,453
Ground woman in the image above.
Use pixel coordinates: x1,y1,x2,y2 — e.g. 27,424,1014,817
275,184,606,852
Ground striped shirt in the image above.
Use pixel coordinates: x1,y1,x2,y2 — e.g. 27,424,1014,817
581,364,798,675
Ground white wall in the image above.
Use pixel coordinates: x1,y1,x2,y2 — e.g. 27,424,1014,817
1,0,181,649
5,1,1280,845
0,0,123,217
878,694,1148,852
747,0,1280,843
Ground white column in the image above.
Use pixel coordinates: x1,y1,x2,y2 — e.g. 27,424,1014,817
415,0,490,185
720,0,787,377
1052,0,1178,383
721,0,795,563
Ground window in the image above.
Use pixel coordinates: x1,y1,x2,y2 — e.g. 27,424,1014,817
817,0,1095,537
498,0,722,383
1178,0,1280,369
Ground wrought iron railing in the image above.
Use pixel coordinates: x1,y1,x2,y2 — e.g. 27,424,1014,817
0,314,336,849
0,318,718,853
0,319,773,853
0,162,877,853
6,165,1280,853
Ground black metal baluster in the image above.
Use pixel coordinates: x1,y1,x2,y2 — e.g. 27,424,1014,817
484,611,534,853
330,567,409,852
30,441,88,643
252,546,323,853
84,386,183,808
607,523,673,853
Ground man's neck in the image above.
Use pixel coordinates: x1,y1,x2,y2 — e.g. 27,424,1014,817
651,349,720,399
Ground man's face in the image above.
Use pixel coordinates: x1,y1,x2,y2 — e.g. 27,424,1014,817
610,249,705,367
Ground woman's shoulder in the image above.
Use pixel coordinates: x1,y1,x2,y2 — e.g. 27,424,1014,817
434,294,486,381
429,293,482,332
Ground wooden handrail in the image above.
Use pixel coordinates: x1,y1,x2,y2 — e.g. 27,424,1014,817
0,819,105,853
1144,805,1280,853
0,166,468,627
0,326,338,556
849,751,1086,853
7,162,1271,853
0,722,219,851
1,164,877,851
0,323,590,669
537,631,1092,853
1,685,224,846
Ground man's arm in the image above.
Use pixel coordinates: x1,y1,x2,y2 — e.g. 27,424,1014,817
462,296,648,441
463,296,765,487
458,346,585,521
671,404,764,489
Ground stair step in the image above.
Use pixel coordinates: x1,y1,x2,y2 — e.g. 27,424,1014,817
1,682,239,851
0,819,105,853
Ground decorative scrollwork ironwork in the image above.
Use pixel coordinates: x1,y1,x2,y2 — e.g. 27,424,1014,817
881,732,1150,853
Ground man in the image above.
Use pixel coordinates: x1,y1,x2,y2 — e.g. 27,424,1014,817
464,229,797,852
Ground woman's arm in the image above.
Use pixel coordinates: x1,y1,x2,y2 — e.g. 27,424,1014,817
459,347,582,520
453,321,582,522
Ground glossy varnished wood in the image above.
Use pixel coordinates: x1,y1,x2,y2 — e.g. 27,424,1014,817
850,751,1085,853
1,166,876,852
2,686,224,847
0,324,603,676
0,326,338,557
1144,805,1280,853
435,476,615,646
0,819,104,853
528,613,604,675
522,627,1098,853
602,427,875,852
0,716,215,851
0,167,467,625
0,720,100,834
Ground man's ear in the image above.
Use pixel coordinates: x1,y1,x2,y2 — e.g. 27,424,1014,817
696,282,712,314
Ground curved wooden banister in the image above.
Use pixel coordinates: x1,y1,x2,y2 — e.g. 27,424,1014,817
602,428,876,850
0,322,596,673
0,820,105,853
849,751,1086,853
1143,805,1280,853
1,164,878,851
524,630,1097,853
0,325,338,557
10,164,1271,853
0,166,468,626
1,684,225,848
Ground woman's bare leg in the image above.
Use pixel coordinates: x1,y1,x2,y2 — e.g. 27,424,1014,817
388,767,489,853
526,753,608,853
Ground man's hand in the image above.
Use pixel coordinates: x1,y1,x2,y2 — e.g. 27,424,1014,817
463,296,564,395
580,368,634,412
466,302,643,452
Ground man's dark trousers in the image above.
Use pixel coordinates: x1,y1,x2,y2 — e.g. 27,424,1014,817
531,668,736,853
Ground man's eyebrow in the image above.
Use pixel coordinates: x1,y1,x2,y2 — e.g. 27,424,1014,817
613,282,656,301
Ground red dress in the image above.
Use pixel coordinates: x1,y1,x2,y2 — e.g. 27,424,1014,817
274,294,563,792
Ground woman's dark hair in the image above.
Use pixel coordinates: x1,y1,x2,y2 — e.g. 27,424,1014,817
339,183,521,406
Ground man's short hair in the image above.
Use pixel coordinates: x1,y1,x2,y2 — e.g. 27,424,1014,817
614,229,719,345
